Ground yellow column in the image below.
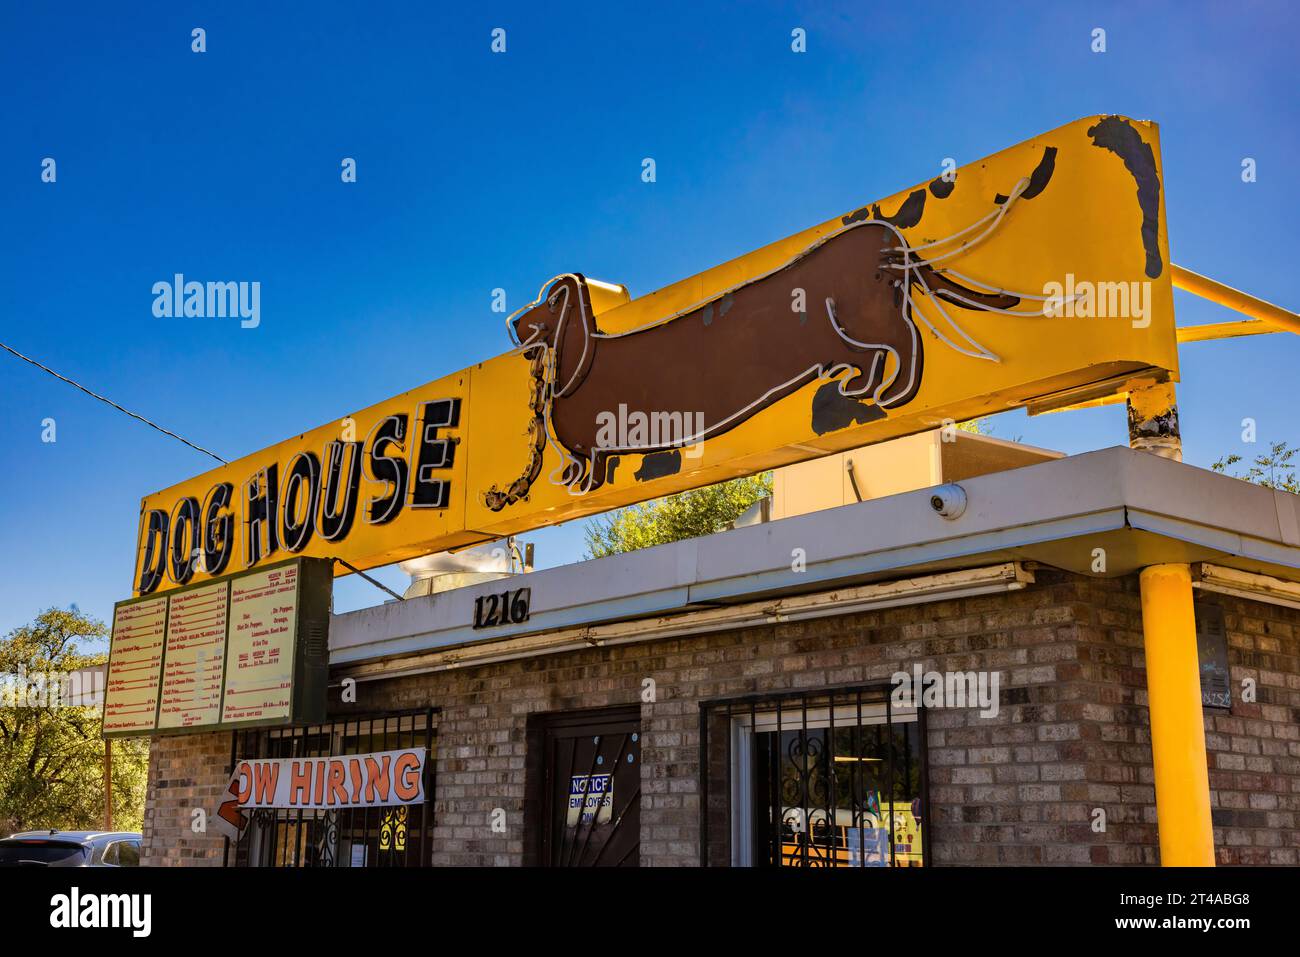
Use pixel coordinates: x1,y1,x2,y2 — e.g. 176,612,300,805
1138,564,1216,866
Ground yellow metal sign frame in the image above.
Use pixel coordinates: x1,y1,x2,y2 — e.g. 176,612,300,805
133,114,1177,596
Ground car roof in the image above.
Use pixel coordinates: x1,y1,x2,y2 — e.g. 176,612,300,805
5,830,141,843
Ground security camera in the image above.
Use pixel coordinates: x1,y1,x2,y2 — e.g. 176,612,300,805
929,483,967,520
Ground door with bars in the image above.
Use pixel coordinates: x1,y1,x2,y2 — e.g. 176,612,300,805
702,686,927,867
537,706,641,867
225,709,437,868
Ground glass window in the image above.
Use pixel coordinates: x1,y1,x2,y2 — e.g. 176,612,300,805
0,841,88,866
117,842,141,866
702,687,927,867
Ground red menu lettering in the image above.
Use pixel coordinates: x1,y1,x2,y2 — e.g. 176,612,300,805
221,565,298,724
158,581,229,729
103,596,167,733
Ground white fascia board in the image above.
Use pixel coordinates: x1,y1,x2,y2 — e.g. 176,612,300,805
1193,562,1300,610
1115,449,1298,544
1126,510,1300,572
329,446,1300,666
335,563,1033,680
687,447,1136,589
687,509,1126,603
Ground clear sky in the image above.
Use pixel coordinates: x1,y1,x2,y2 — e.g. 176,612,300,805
1,1,1297,645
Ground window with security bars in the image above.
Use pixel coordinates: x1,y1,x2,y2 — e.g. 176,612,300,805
224,709,437,868
700,686,927,867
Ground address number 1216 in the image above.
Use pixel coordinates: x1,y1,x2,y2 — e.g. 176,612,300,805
473,587,531,629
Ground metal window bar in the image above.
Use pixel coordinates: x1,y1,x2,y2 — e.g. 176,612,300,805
222,708,438,868
698,684,927,868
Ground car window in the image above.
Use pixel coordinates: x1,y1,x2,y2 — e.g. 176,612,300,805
118,842,141,867
0,841,88,866
101,842,119,865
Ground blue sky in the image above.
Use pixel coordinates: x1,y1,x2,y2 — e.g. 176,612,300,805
1,1,1297,644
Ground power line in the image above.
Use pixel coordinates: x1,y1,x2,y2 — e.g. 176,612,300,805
332,557,406,602
0,340,228,464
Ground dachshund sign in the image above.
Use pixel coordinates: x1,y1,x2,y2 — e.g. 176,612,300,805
132,115,1179,597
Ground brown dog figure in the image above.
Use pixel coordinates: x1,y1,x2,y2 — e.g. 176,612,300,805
483,218,1022,511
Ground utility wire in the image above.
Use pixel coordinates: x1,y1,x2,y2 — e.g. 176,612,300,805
332,557,406,602
0,340,228,464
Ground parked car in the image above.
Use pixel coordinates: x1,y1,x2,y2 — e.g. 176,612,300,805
0,830,142,867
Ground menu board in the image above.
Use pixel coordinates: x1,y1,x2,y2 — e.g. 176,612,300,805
220,563,300,725
103,595,167,734
104,558,330,738
158,581,229,730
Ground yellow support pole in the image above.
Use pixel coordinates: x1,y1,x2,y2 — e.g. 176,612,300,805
1172,264,1300,336
1126,378,1181,462
1138,564,1216,866
1176,319,1274,344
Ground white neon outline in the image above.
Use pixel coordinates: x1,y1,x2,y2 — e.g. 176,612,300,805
885,177,1030,266
931,267,1063,302
280,450,321,553
362,413,409,526
166,495,202,585
318,439,363,542
507,170,1050,495
548,283,592,399
242,466,277,567
409,398,457,509
201,481,234,576
931,287,1075,317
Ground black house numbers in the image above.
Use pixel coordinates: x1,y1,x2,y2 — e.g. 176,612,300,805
473,586,531,629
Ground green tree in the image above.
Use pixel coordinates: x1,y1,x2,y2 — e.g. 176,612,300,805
0,608,150,835
1211,440,1299,494
584,473,773,558
582,422,991,558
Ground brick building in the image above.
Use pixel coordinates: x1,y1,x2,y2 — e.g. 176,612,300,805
140,445,1300,867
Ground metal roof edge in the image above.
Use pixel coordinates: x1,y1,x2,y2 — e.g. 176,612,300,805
329,447,1300,665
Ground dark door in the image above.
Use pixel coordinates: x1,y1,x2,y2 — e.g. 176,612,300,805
539,706,641,867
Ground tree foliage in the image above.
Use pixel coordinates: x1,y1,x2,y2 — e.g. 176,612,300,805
583,473,773,558
0,608,149,835
1211,440,1299,494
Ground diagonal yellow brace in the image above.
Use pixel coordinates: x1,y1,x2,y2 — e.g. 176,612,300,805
1177,319,1271,343
1173,264,1300,340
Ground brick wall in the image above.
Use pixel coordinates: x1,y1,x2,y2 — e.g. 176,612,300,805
1199,588,1300,863
1062,573,1300,865
140,568,1300,866
141,729,229,866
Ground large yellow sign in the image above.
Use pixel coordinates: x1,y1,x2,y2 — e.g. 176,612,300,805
133,115,1178,596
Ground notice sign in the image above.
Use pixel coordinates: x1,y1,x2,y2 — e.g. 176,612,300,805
846,828,890,867
566,774,613,828
221,564,300,725
158,581,228,729
103,596,167,734
232,748,426,809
